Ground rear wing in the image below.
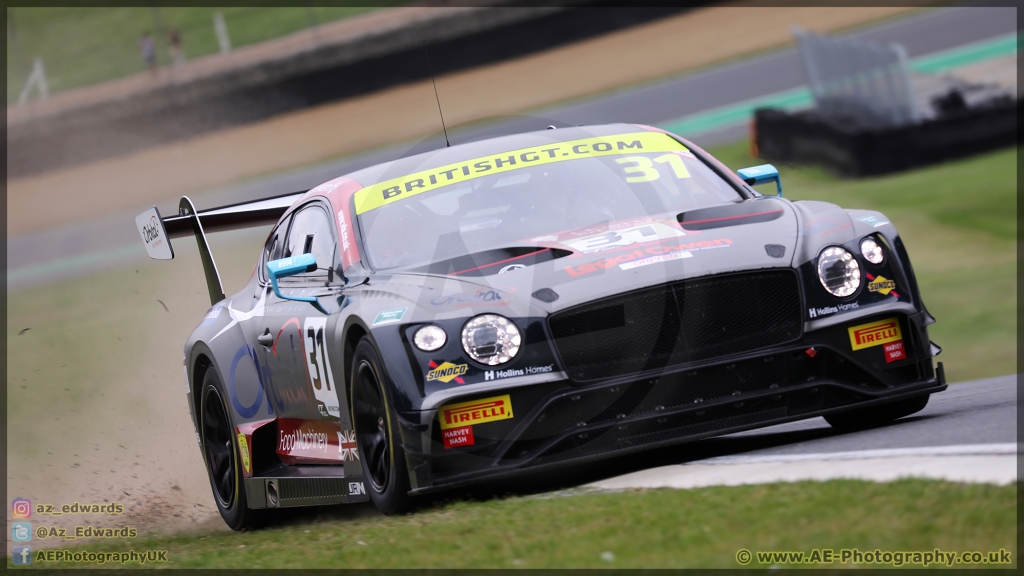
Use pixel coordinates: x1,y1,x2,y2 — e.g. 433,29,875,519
135,192,306,305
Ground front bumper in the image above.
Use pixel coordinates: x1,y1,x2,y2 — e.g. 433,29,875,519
398,309,944,494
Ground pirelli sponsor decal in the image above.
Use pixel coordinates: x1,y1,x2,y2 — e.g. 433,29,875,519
848,317,902,351
354,132,687,214
439,394,514,430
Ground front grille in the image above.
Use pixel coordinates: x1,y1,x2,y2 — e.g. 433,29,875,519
548,270,803,381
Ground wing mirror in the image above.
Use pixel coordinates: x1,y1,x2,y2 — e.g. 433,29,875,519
266,253,318,304
737,164,782,197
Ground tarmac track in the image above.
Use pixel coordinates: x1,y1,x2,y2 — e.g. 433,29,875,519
281,375,1017,525
7,5,1017,289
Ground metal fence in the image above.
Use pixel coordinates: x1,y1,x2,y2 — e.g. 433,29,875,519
792,26,920,128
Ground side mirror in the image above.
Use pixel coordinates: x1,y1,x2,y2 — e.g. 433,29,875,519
737,164,782,197
266,253,318,304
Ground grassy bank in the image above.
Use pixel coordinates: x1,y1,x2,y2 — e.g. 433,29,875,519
6,6,390,102
8,480,1015,568
711,142,1017,382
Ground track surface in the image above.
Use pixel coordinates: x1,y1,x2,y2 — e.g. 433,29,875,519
465,375,1018,500
7,5,1017,289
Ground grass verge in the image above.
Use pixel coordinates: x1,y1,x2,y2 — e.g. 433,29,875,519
7,480,1015,568
6,6,388,102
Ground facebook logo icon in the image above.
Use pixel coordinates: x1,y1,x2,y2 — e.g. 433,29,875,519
12,545,32,565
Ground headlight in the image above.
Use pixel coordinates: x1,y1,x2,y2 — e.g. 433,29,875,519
817,246,861,297
461,314,521,365
413,325,447,351
860,237,884,264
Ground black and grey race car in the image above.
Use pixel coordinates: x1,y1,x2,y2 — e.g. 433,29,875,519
136,124,945,530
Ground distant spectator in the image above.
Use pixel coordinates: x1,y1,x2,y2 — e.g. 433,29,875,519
140,31,156,71
168,26,186,65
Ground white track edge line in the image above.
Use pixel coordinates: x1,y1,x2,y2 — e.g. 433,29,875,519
692,443,1019,465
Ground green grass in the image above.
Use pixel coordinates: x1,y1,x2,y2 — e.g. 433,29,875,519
8,480,1015,568
6,6,396,103
712,142,1017,383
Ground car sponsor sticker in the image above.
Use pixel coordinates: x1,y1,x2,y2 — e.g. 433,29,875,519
279,427,330,453
136,206,173,260
336,430,359,461
867,275,896,295
884,340,906,363
431,289,508,307
619,250,693,270
348,481,366,496
199,305,222,327
857,215,890,227
563,238,732,277
808,302,859,318
484,364,554,381
848,317,902,350
439,394,514,430
373,308,407,326
560,222,686,255
237,433,251,474
427,361,467,384
353,132,687,214
442,426,475,449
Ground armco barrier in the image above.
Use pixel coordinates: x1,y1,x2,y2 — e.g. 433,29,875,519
754,99,1018,177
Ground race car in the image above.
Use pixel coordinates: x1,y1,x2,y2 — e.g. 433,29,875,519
136,123,945,530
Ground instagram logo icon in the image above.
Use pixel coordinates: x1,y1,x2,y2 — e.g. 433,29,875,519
12,498,32,518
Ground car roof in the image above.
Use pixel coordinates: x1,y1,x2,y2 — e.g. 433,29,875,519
345,123,650,188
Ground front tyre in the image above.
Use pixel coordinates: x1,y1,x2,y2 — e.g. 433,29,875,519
824,394,929,431
200,368,260,530
351,337,412,515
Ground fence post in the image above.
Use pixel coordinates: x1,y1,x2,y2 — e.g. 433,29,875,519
214,12,232,54
17,57,48,106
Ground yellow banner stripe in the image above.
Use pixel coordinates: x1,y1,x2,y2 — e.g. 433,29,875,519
354,132,686,214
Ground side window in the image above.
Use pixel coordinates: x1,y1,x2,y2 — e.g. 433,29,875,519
281,204,337,283
258,215,290,284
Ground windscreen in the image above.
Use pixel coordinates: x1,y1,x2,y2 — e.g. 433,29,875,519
355,132,743,271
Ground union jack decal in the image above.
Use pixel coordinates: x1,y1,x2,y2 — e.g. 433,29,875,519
338,430,359,461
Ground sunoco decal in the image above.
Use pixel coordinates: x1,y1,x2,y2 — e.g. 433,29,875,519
848,317,902,351
866,273,898,296
439,394,514,430
427,361,467,384
354,132,686,214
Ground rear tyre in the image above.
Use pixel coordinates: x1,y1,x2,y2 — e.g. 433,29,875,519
200,368,260,530
824,394,929,431
351,337,412,515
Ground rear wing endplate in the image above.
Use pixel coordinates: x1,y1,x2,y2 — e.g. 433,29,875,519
135,191,305,305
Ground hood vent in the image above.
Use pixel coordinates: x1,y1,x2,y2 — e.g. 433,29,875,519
679,198,786,231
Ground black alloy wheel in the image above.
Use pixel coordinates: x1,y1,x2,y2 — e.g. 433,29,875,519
203,385,235,508
200,368,259,530
351,337,411,515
